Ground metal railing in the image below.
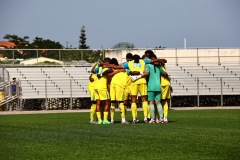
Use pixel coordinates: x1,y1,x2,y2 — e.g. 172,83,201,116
0,49,105,65
0,80,20,110
0,48,240,65
170,76,240,106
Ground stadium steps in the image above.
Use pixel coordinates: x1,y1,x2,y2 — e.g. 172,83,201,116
5,64,240,98
5,67,91,99
167,64,240,96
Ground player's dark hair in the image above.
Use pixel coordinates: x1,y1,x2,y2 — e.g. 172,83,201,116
110,58,119,66
133,54,140,63
126,53,133,59
145,50,155,58
149,54,157,59
103,57,111,63
142,54,147,59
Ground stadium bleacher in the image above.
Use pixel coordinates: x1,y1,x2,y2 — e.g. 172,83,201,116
167,64,240,96
5,67,92,99
1,62,240,110
5,64,240,97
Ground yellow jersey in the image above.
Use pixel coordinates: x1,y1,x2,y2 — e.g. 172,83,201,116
161,66,171,86
126,75,132,88
128,59,146,84
88,74,98,88
111,70,128,88
94,67,109,90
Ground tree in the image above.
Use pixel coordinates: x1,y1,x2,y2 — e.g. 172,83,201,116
79,26,89,49
2,33,103,63
3,34,64,59
84,50,103,63
3,34,31,59
3,34,30,48
31,37,63,59
77,26,102,63
31,37,63,49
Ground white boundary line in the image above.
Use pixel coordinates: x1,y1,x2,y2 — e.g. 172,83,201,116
0,107,240,115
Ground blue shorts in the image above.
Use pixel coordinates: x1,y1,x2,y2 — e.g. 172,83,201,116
147,91,161,102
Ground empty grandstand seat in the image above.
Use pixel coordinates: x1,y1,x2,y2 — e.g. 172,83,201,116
5,67,92,99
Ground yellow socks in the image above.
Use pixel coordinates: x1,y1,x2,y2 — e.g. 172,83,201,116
110,103,116,121
103,112,109,121
119,102,125,118
96,112,101,121
90,104,96,120
131,103,137,119
147,104,151,119
163,101,168,118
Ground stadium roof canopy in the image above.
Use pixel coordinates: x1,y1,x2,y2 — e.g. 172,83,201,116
112,42,135,49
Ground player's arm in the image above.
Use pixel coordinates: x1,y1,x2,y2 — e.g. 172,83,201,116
144,58,167,64
89,74,94,82
158,58,167,63
112,65,125,69
101,63,112,68
142,65,149,78
128,71,142,75
107,76,111,91
106,61,128,69
162,71,168,77
108,69,125,77
108,61,128,69
100,68,112,76
96,67,110,79
129,65,149,81
91,63,99,73
107,69,115,77
150,58,167,64
160,67,169,78
128,64,148,76
163,71,171,81
102,63,123,69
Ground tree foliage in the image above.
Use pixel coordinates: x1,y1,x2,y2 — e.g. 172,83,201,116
79,26,89,49
31,37,63,49
3,34,30,48
2,31,102,63
31,37,63,60
3,34,63,60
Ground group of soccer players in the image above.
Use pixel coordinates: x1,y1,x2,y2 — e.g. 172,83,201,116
87,50,171,124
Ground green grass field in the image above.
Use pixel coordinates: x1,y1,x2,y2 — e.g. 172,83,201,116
0,109,239,160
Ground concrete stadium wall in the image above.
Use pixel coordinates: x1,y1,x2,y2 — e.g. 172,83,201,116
105,48,240,66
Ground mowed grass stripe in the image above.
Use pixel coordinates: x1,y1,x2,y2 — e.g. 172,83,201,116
0,109,239,160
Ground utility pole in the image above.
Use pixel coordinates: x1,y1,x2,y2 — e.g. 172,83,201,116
184,38,187,49
66,41,68,48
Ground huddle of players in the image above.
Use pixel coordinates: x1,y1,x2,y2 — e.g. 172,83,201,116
88,50,171,124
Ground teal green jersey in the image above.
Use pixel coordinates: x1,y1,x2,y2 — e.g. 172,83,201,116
145,64,164,91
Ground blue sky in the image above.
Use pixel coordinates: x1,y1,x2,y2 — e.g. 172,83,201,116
0,0,239,49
